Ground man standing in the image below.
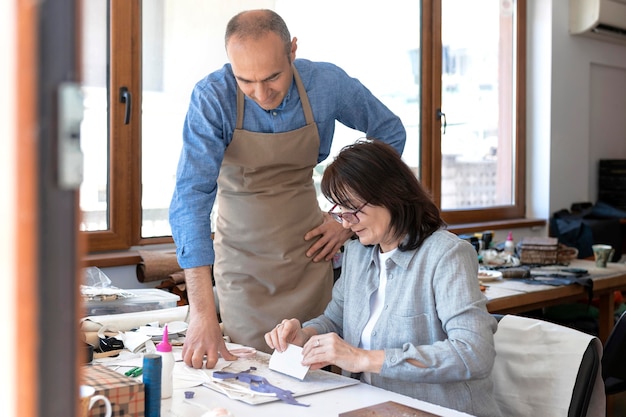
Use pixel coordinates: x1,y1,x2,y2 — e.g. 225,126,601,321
169,9,405,368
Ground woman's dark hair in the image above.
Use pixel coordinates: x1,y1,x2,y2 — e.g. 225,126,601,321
321,139,445,251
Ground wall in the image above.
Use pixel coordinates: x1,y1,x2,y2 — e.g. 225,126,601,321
549,0,626,214
93,266,159,290
518,0,626,251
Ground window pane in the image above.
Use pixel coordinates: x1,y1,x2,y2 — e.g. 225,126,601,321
79,0,109,232
277,0,421,208
140,0,246,238
441,0,516,210
139,0,421,238
141,0,183,238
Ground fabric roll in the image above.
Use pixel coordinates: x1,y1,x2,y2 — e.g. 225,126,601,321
80,305,190,333
156,273,188,306
136,250,182,283
168,270,186,284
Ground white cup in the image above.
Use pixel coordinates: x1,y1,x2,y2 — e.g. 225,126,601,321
80,385,112,417
592,244,614,268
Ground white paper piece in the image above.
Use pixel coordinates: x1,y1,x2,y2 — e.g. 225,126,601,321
173,359,232,389
122,331,151,353
93,350,143,367
268,344,310,380
136,320,188,338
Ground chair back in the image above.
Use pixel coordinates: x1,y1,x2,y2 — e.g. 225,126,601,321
602,310,626,395
491,315,604,417
570,342,600,417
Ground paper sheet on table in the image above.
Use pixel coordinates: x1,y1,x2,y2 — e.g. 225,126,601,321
93,350,144,367
173,342,251,389
268,344,310,380
174,359,233,389
200,350,359,405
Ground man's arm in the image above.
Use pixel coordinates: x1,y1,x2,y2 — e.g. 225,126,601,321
169,78,230,269
181,266,236,368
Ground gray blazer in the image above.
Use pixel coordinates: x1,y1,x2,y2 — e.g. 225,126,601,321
304,230,502,417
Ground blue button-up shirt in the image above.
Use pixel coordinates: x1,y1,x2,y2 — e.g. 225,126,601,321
169,59,406,268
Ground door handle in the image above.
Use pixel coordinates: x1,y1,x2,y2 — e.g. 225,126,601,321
436,109,447,135
119,86,132,124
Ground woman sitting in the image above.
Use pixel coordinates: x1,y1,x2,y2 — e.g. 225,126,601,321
265,139,502,417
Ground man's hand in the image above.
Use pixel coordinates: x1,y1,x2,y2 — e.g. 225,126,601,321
304,213,353,262
182,266,237,368
182,312,236,368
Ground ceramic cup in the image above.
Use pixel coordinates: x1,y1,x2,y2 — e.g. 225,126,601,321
80,385,112,417
592,244,615,268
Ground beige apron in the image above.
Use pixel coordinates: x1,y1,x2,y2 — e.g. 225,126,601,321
214,66,333,352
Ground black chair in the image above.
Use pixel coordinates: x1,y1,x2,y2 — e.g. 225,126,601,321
570,342,600,417
491,314,601,417
603,310,626,395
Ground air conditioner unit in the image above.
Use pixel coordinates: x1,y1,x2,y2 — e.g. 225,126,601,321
570,0,626,46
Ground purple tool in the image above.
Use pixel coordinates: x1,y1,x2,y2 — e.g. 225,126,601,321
212,367,309,407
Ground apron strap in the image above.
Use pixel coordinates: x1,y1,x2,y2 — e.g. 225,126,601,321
236,87,245,129
292,65,315,125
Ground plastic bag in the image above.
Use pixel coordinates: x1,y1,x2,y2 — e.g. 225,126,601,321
81,267,134,301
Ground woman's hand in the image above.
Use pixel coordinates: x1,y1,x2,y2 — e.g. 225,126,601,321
264,318,311,352
302,333,384,374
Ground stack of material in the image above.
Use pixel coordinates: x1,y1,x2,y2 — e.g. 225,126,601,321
136,250,188,305
518,237,559,265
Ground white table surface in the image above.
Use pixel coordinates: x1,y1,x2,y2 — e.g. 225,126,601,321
161,378,474,417
94,345,474,417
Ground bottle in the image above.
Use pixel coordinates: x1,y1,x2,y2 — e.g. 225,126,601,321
504,231,515,255
156,324,174,399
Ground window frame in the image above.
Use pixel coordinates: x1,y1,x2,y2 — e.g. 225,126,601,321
86,0,165,252
423,0,527,225
85,0,529,254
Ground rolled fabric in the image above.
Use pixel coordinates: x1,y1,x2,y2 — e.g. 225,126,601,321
136,250,182,283
169,270,186,284
80,305,190,333
156,276,188,306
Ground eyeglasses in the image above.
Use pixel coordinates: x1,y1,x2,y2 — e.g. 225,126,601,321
328,202,367,224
